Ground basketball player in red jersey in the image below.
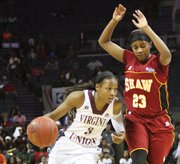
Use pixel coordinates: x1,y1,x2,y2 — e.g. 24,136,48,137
98,3,174,164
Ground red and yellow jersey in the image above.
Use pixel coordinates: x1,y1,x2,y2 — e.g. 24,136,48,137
123,50,169,117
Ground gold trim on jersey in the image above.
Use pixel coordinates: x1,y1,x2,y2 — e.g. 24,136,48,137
130,147,148,156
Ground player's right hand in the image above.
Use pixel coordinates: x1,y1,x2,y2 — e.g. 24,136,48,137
112,4,126,22
111,132,125,144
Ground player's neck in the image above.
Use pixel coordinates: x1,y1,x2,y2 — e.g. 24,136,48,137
94,92,106,111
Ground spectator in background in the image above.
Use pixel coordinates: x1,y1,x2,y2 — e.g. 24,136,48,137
28,37,35,48
69,72,77,84
87,60,103,78
36,33,47,61
173,133,180,164
31,65,45,83
13,126,23,139
38,155,48,164
8,106,19,123
19,49,30,86
1,112,14,128
99,138,115,158
98,148,115,164
64,45,77,69
34,147,48,163
7,50,21,80
58,69,76,86
15,143,33,163
27,48,38,66
1,76,17,106
7,155,17,164
119,150,132,164
44,57,59,83
87,60,103,71
13,111,26,126
4,135,14,151
13,126,27,149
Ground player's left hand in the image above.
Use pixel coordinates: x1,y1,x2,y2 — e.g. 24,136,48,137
132,10,148,30
111,132,125,144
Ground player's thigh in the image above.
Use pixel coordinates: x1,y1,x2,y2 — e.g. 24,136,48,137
147,132,174,164
125,118,149,153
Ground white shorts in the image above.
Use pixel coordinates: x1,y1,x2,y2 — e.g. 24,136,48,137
48,136,101,164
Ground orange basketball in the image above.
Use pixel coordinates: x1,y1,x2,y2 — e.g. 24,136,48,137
27,116,59,147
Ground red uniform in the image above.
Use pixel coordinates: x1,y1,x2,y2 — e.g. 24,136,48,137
123,50,174,164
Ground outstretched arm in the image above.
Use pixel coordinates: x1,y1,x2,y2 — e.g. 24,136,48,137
110,99,125,144
132,10,172,65
44,91,84,121
111,115,125,144
98,4,126,63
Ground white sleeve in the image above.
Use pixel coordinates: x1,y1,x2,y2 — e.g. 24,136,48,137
111,112,125,134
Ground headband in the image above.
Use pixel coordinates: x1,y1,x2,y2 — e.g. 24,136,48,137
128,29,151,44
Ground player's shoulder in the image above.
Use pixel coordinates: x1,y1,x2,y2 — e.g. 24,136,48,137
68,90,85,100
65,90,85,108
123,49,136,64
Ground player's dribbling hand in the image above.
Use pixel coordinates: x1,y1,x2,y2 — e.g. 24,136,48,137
111,132,125,144
112,4,126,22
132,10,148,30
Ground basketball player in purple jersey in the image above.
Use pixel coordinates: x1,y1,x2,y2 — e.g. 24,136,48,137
98,4,174,164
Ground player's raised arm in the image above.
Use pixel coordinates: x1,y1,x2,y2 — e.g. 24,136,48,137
98,4,126,63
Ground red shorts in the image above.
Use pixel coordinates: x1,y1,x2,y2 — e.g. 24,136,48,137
125,112,174,164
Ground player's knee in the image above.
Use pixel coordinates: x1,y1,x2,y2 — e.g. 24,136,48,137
131,149,147,164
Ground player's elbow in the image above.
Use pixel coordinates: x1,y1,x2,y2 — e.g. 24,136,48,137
98,38,109,49
98,38,103,46
160,52,172,66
